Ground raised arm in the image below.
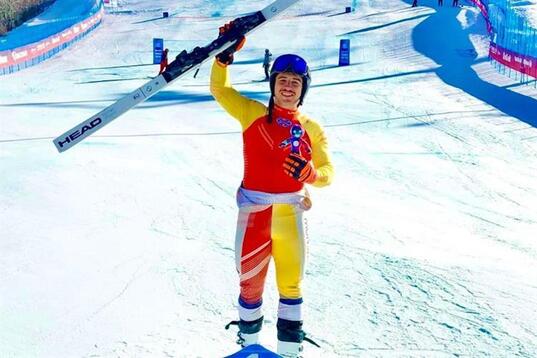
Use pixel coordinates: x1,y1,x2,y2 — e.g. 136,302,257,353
210,24,266,130
210,60,256,128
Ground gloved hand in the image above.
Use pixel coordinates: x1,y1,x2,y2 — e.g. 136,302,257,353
216,21,246,65
283,153,317,184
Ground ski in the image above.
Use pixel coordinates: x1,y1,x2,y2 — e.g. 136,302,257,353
224,344,281,357
53,0,299,153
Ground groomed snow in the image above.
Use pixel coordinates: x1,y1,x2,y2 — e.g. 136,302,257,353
1,0,536,357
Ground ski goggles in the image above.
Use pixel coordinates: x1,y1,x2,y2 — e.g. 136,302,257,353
271,54,309,75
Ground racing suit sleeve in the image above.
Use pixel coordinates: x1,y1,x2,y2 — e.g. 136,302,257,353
210,60,266,130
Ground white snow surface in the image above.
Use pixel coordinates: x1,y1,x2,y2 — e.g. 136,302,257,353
1,0,537,357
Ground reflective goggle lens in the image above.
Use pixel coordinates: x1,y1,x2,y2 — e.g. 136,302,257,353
272,54,308,75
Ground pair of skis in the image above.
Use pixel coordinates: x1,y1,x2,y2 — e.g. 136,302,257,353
53,0,300,153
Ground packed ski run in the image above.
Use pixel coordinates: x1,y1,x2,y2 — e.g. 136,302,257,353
1,0,536,357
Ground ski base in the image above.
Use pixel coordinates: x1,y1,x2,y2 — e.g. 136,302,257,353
224,344,281,358
52,0,299,153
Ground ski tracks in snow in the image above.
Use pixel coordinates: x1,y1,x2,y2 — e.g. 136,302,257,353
307,244,537,357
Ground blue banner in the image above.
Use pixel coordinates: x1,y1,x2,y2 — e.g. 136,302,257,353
339,39,350,66
0,0,102,52
153,38,164,64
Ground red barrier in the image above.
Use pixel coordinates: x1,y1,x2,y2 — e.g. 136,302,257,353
489,42,537,79
0,7,103,73
469,0,536,79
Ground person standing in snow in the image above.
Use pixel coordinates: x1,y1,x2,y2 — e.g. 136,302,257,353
263,48,273,80
211,22,334,357
159,48,169,74
452,0,459,6
412,0,418,7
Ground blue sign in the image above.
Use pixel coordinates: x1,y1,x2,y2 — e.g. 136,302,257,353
339,39,350,66
153,38,164,64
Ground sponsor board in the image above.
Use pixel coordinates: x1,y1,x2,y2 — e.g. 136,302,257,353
489,42,537,78
0,6,104,73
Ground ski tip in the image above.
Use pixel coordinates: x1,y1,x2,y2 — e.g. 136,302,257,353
224,344,282,357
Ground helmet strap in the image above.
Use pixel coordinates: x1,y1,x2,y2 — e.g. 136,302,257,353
267,97,275,124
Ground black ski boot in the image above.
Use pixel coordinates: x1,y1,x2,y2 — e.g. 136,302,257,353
225,316,263,347
276,318,320,358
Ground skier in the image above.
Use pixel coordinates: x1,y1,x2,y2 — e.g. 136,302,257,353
212,23,333,358
159,48,169,74
263,48,273,80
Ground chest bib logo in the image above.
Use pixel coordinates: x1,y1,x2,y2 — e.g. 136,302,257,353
276,117,293,128
279,124,312,155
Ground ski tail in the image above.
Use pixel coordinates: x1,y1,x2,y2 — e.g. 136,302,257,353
53,76,167,153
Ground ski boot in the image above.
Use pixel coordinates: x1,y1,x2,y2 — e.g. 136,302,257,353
225,316,263,347
277,318,320,358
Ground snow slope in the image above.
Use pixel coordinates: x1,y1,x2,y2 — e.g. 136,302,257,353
1,0,536,357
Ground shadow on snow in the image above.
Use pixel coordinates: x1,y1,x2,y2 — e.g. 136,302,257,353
409,3,537,127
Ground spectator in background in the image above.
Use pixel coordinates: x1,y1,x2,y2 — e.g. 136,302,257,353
412,0,418,7
438,0,443,6
263,48,272,80
159,48,169,74
452,0,459,6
